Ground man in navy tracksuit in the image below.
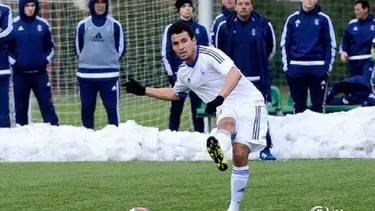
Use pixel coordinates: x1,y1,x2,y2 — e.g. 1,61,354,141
161,0,208,132
340,0,375,77
217,0,276,160
281,0,336,114
210,0,235,49
8,0,58,126
0,3,13,128
75,0,126,129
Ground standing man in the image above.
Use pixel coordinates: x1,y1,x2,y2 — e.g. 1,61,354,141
210,0,235,49
125,21,269,211
74,0,126,129
340,0,375,79
217,0,276,160
8,0,59,126
281,0,336,114
161,0,208,133
0,3,13,128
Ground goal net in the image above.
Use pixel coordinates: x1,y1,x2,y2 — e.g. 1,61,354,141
4,0,354,130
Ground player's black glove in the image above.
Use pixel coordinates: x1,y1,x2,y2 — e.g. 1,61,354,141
124,78,146,96
205,96,225,114
168,75,177,87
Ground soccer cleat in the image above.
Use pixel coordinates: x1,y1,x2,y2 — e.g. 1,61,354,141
206,136,228,171
259,147,276,161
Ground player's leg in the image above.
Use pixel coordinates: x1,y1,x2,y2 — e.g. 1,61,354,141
189,91,204,132
228,105,268,211
309,66,328,113
169,97,184,131
99,78,120,126
78,78,98,129
259,122,276,160
12,72,31,126
361,59,374,84
286,65,309,113
32,72,59,126
0,77,11,127
249,81,276,160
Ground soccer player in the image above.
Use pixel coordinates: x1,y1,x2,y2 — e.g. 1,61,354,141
340,0,375,78
217,0,276,160
8,0,58,126
210,0,235,49
161,0,208,133
74,0,126,129
281,0,336,114
0,3,13,128
125,21,268,211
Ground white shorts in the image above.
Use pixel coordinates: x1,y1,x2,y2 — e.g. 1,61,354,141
216,104,268,152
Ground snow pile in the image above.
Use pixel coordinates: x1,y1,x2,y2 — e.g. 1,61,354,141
1,107,375,162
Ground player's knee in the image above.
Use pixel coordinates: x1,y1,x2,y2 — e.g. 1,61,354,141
232,143,250,166
217,117,236,134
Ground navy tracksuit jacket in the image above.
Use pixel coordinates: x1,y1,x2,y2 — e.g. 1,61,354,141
281,5,336,113
8,0,58,126
219,11,275,103
340,15,375,77
210,6,235,49
326,76,375,106
0,4,13,128
161,19,208,132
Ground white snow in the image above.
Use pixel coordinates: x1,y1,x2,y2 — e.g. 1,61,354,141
1,107,375,162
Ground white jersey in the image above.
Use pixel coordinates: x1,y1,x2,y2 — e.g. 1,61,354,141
173,46,265,107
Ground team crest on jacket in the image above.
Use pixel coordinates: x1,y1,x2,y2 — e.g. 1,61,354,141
195,28,200,34
371,25,375,31
251,29,256,36
295,19,300,27
314,19,319,26
37,24,42,32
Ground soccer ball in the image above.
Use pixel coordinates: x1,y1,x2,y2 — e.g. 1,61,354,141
128,208,150,211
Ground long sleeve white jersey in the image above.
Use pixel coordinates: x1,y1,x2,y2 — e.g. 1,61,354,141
173,45,265,107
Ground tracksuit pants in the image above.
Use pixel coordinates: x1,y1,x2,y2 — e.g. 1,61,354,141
286,65,328,114
252,80,272,148
0,77,10,128
78,78,119,129
169,91,204,132
348,58,372,77
13,71,59,126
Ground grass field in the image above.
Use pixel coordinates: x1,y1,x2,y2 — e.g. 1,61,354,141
0,159,374,211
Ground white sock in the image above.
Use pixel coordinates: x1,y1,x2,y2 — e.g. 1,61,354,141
228,165,250,211
210,128,232,152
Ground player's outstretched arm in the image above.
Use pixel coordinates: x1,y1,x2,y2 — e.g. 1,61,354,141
124,78,180,101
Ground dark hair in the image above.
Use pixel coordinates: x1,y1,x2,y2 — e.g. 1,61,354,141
355,0,370,11
168,21,195,39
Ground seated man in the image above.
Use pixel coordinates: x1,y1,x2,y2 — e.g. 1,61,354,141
326,75,375,106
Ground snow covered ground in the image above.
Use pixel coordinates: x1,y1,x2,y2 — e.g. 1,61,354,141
1,107,375,162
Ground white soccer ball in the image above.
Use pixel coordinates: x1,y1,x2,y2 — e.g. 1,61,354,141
128,208,150,211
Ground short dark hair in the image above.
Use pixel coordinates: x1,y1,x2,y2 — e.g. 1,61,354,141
355,0,370,11
168,21,195,39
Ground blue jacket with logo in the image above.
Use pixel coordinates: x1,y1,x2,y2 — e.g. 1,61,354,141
218,11,276,102
161,19,209,77
210,6,234,49
0,3,13,78
340,15,375,59
8,0,53,73
326,75,375,106
281,5,336,73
